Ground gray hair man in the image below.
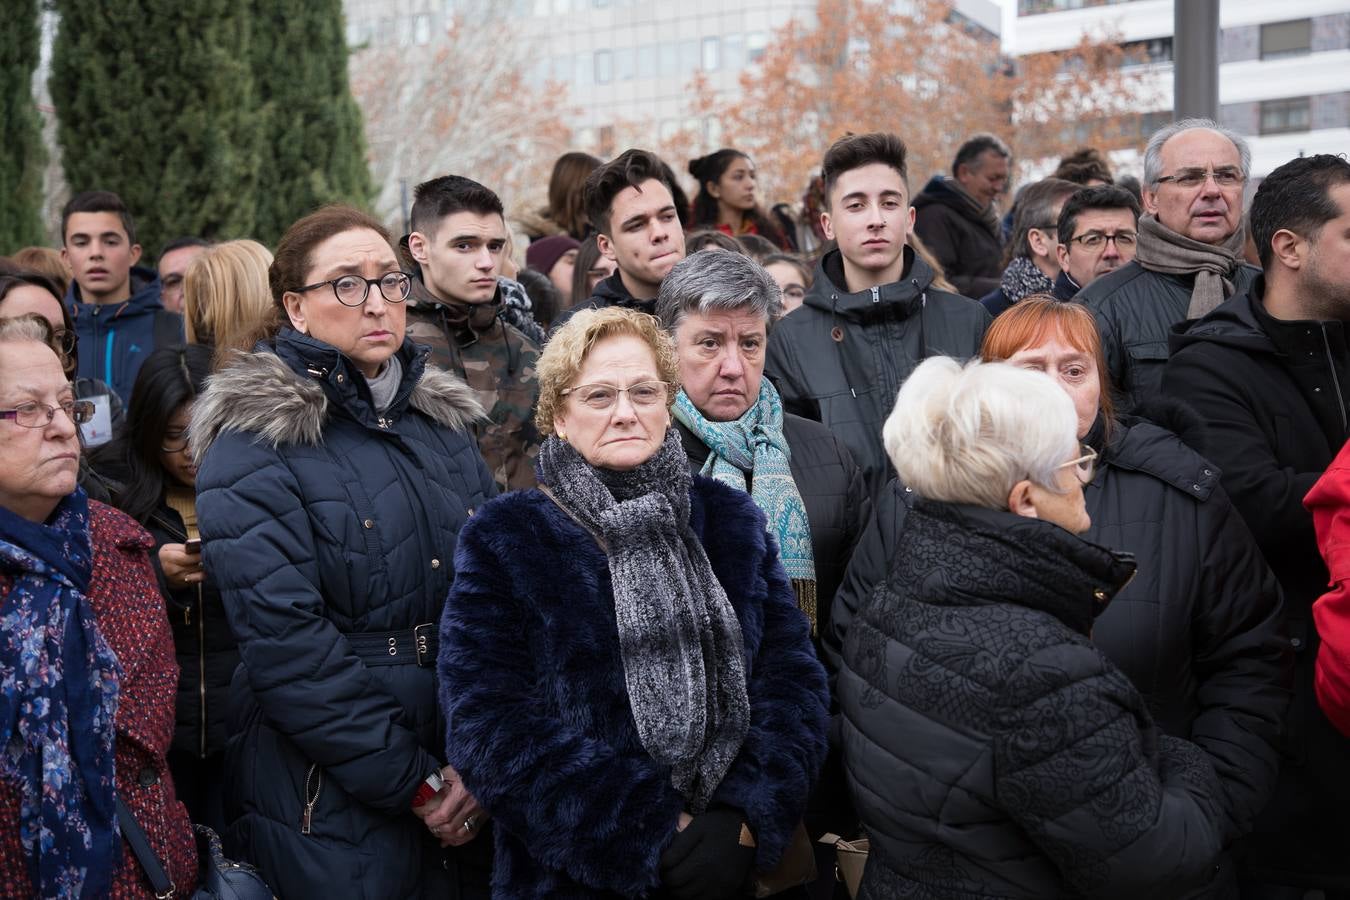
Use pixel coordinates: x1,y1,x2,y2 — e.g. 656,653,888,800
1076,117,1260,411
657,246,869,865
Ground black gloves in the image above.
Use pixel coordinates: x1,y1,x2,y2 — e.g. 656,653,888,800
659,808,757,900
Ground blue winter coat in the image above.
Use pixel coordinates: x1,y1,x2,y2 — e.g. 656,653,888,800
439,478,831,899
192,329,496,899
66,265,182,405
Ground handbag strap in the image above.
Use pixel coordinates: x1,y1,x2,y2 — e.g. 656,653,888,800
536,484,608,552
116,796,176,899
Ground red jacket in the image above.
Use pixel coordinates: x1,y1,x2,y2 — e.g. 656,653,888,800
0,501,197,898
1307,441,1350,739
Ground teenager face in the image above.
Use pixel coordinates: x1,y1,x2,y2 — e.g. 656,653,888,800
159,403,197,487
709,156,758,214
548,249,579,303
281,228,406,379
822,163,914,290
764,261,807,314
62,212,142,304
597,178,686,299
1056,207,1139,289
409,211,507,305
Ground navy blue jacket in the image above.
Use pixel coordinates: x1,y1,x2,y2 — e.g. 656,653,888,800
439,478,830,898
193,330,496,898
66,266,182,405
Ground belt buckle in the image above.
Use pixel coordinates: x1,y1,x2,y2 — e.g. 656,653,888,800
414,623,434,668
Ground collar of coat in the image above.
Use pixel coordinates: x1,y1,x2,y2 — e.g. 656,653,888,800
190,329,484,464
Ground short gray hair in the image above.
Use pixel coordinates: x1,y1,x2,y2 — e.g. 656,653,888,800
882,357,1078,509
0,314,56,349
656,249,783,332
1143,117,1251,186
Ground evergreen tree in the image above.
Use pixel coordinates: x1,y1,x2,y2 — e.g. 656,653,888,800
251,0,373,247
0,0,48,254
50,0,261,256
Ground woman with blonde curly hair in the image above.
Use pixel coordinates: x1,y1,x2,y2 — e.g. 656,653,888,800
439,306,829,899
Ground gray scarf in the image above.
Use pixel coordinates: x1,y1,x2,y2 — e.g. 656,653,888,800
944,176,1001,236
999,255,1056,306
366,354,404,413
1135,214,1245,318
535,430,750,811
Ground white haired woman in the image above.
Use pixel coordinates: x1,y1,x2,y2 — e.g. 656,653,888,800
837,357,1226,900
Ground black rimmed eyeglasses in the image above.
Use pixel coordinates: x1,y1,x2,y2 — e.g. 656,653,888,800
295,272,413,307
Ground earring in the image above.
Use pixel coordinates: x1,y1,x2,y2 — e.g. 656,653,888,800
558,432,567,442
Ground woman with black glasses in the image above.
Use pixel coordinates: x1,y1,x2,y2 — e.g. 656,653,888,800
88,344,238,837
189,206,496,898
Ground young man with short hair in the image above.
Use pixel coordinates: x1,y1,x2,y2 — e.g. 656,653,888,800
765,132,990,496
556,149,686,327
1163,155,1350,897
1053,185,1141,299
61,190,182,405
405,175,542,490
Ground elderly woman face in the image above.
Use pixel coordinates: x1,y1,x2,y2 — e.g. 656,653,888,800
673,306,766,421
0,340,81,522
282,228,407,378
553,333,672,471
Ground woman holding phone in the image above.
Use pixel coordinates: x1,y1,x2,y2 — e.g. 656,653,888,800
89,344,238,834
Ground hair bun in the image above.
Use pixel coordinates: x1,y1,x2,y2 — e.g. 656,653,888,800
688,156,707,180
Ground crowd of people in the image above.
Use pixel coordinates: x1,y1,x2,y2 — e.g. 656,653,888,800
1,118,1348,900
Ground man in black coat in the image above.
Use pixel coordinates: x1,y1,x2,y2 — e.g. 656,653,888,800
1078,118,1259,411
552,149,686,331
765,132,990,497
912,133,1011,297
1164,153,1350,897
1051,184,1141,300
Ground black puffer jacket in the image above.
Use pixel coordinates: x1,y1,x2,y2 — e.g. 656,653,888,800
830,409,1290,894
1164,282,1350,888
550,270,656,333
764,247,990,497
192,330,497,898
1077,259,1260,412
839,499,1226,899
912,176,1004,297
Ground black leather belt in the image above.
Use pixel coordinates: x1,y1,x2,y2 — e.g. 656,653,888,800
347,623,438,667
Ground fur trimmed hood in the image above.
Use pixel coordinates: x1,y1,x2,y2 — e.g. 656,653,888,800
191,337,484,464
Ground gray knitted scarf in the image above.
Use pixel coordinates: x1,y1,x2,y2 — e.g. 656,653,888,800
535,430,750,811
1135,214,1245,318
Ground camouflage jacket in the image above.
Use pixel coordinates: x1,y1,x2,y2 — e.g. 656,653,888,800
405,279,542,491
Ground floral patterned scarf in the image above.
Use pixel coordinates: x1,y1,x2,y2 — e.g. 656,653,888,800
0,489,121,898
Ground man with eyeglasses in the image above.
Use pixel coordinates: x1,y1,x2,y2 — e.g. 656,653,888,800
403,175,542,491
1052,184,1141,300
1076,118,1259,412
980,177,1079,316
1164,154,1350,898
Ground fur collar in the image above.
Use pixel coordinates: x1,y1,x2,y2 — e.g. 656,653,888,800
191,348,484,463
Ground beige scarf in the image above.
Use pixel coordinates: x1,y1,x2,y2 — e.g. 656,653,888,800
1135,214,1245,319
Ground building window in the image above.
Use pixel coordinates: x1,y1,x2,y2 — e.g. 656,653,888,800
723,33,745,71
413,14,431,45
615,47,635,81
702,37,720,71
1260,96,1311,134
1261,19,1312,59
679,39,700,74
1119,36,1172,67
659,42,678,77
636,44,656,79
747,32,768,63
575,52,592,86
595,50,613,84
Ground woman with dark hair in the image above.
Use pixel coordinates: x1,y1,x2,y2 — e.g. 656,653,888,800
689,149,788,249
88,344,238,835
568,234,618,309
191,205,496,898
523,151,603,242
0,265,124,445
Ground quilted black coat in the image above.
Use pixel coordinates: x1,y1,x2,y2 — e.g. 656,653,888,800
838,499,1227,899
193,329,497,899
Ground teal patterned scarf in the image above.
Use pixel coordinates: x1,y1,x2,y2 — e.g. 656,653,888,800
674,380,818,632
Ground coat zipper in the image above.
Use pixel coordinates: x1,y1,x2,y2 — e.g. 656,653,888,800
301,764,323,834
197,584,207,760
1321,324,1348,435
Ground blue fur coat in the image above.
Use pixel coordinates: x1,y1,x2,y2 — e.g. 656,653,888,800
439,476,830,898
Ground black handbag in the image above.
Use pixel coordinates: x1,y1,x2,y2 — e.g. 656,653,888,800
116,797,274,899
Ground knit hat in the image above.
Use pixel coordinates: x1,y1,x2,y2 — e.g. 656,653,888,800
526,235,580,277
